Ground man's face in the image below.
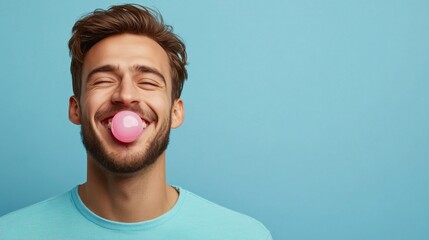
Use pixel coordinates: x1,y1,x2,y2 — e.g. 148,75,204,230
68,34,183,174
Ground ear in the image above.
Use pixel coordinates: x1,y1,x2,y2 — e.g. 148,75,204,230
170,98,184,129
69,96,81,125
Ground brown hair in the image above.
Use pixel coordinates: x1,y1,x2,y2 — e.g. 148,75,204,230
68,4,187,100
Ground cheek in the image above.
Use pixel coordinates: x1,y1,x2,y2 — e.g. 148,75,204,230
80,94,106,120
145,92,172,116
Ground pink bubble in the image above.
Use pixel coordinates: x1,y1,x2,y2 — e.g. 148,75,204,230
111,111,144,143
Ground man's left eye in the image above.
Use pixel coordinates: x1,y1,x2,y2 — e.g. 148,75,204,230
138,80,159,89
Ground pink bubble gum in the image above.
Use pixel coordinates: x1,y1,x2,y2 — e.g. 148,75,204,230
111,111,144,143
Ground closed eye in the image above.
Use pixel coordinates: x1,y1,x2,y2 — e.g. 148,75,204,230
137,79,162,90
92,77,115,86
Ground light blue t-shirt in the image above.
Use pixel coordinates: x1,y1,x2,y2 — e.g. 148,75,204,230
0,186,272,239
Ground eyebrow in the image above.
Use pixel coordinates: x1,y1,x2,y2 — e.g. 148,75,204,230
86,65,119,82
85,64,166,85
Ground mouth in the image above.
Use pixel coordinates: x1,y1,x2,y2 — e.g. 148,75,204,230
100,116,150,131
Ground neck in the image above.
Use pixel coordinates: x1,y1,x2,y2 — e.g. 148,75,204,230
78,152,179,222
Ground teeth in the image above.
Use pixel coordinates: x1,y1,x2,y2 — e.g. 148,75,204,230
107,118,112,129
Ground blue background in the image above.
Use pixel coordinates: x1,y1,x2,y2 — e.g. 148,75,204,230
1,0,428,239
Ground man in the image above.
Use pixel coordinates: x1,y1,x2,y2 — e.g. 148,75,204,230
0,4,272,239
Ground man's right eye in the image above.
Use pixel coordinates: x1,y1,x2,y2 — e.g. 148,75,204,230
93,78,115,85
94,81,110,85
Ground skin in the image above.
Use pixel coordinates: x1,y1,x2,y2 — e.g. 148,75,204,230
68,33,184,222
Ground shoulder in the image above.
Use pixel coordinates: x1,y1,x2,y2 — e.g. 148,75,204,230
177,188,272,240
0,190,75,238
0,190,73,222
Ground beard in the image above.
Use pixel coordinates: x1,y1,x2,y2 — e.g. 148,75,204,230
80,108,171,175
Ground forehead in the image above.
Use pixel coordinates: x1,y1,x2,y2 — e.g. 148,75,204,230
82,33,171,82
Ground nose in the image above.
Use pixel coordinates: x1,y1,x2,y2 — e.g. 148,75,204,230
111,78,140,106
